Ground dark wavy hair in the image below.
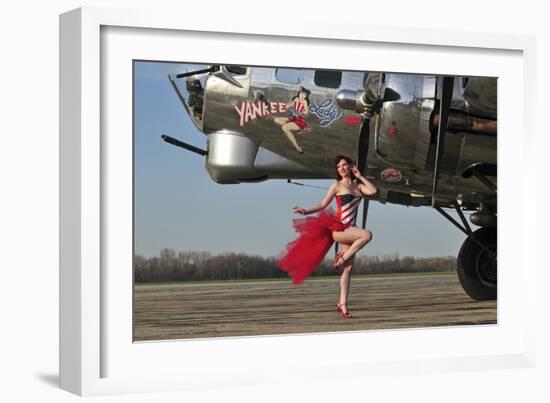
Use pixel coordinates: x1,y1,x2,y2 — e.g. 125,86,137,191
292,86,311,105
334,155,356,181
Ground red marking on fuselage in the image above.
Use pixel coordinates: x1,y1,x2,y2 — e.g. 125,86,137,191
345,115,362,126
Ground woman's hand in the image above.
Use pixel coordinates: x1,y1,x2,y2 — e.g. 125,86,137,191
293,206,306,215
351,165,362,178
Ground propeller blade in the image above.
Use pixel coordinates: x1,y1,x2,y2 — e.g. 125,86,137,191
431,76,455,207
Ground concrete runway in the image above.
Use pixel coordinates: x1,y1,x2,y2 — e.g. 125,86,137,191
133,272,497,341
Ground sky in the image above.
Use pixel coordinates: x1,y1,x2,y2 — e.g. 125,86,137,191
133,61,468,259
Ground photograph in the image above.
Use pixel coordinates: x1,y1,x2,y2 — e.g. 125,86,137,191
132,61,497,341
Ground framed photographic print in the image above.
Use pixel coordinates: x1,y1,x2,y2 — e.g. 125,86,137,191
60,6,537,396
132,60,498,341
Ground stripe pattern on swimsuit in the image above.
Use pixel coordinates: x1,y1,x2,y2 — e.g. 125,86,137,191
336,194,361,227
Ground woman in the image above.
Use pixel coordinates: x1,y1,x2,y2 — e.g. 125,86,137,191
274,86,311,154
277,155,377,318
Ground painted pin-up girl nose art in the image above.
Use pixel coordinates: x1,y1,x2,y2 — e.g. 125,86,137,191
273,87,311,154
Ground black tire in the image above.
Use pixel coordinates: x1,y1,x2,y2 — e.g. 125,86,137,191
457,227,497,301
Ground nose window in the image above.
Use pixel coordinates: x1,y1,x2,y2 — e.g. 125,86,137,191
185,77,205,123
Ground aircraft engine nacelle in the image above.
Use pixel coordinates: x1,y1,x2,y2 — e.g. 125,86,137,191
368,74,497,179
205,130,324,184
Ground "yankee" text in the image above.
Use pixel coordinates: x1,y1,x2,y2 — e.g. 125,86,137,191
234,101,287,127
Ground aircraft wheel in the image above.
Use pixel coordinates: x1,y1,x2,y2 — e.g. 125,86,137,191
457,227,497,301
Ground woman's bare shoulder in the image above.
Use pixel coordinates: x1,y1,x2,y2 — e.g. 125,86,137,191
335,181,361,197
327,181,344,195
332,181,345,195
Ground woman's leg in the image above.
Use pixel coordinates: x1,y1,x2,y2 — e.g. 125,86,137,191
281,122,303,152
274,117,289,126
332,227,373,263
338,243,354,310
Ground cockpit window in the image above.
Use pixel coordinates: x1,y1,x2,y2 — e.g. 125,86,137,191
314,70,342,89
275,68,304,84
226,65,247,75
185,76,204,123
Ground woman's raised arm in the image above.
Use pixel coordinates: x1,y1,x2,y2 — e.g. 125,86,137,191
351,166,377,196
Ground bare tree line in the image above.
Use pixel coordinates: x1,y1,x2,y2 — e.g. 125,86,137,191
134,248,457,283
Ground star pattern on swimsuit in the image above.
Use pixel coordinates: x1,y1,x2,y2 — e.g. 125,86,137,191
341,194,355,205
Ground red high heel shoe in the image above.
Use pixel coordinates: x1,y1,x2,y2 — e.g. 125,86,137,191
333,252,346,272
336,303,352,319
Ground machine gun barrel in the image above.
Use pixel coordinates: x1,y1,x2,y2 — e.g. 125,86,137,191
161,135,207,156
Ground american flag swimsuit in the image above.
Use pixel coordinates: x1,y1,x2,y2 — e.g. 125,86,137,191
290,100,307,129
335,194,362,228
277,192,362,284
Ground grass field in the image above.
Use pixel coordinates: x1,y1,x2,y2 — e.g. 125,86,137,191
133,272,497,341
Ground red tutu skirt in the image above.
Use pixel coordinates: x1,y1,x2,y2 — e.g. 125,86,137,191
277,208,348,284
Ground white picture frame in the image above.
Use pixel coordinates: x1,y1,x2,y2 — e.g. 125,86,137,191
60,6,537,397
